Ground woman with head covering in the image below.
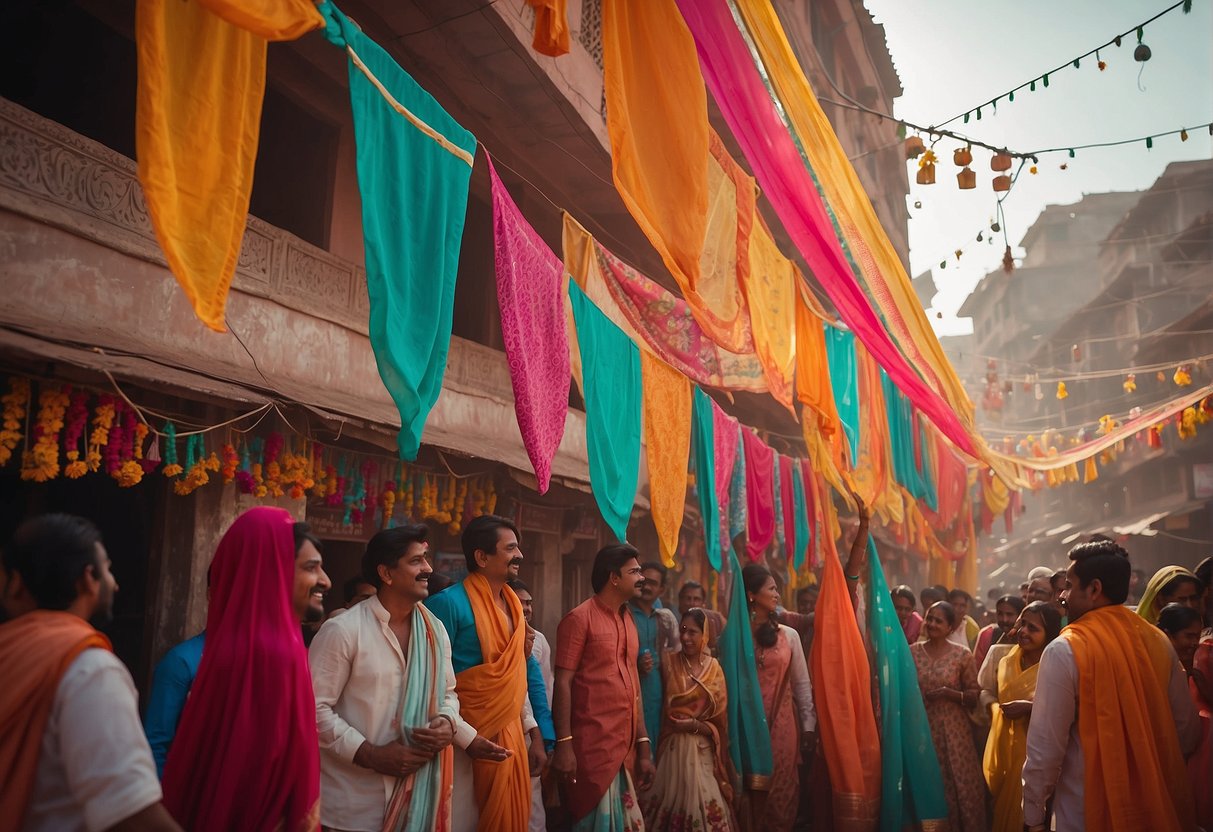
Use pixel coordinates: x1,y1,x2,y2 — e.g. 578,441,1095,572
1137,566,1202,625
912,601,987,832
162,507,328,830
641,607,738,831
982,600,1063,832
1158,602,1213,830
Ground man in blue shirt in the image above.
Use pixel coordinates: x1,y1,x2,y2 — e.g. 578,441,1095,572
143,630,205,777
628,561,679,747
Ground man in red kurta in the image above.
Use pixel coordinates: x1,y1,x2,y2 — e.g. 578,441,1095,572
552,543,656,828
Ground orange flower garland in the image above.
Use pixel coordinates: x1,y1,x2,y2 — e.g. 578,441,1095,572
0,377,30,467
88,402,115,473
21,386,69,483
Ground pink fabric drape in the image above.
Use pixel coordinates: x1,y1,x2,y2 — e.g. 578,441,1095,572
673,0,979,459
742,429,776,562
712,400,739,550
779,454,797,563
490,158,570,494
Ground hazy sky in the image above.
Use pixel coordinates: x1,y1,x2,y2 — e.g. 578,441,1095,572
864,0,1213,336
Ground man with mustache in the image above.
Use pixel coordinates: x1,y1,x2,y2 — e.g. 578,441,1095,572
310,524,474,831
426,514,536,832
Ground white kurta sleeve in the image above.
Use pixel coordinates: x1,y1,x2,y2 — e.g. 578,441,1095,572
782,625,816,732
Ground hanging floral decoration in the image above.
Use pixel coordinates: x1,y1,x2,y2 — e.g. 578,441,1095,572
1174,365,1192,387
21,385,69,483
0,377,30,468
63,390,90,478
1123,373,1136,394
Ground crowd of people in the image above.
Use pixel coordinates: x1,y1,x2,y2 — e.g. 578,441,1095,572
1,503,1209,832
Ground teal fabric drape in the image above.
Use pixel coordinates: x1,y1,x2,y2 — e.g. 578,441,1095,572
321,2,476,460
866,537,949,831
692,387,722,571
825,325,860,466
918,419,938,512
882,370,931,502
791,463,810,570
719,545,774,785
569,282,641,541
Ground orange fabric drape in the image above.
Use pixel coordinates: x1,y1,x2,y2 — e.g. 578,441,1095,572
458,573,531,830
136,0,322,332
641,352,692,567
0,611,112,826
810,523,881,831
1064,605,1196,832
795,288,840,437
852,343,891,518
526,0,570,57
743,221,797,411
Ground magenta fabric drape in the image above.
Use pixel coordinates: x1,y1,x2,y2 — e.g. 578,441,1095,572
711,399,739,550
673,0,978,458
742,429,776,562
489,158,570,494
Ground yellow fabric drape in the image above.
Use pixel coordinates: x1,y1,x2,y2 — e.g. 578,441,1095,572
743,222,797,411
1137,566,1199,625
641,352,692,567
136,0,322,332
526,0,569,57
795,288,840,436
983,473,1011,516
984,647,1040,832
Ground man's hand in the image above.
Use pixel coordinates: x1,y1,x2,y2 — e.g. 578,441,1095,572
355,741,434,778
551,741,577,783
466,735,512,762
527,728,548,775
634,754,656,791
1000,699,1033,720
638,651,654,676
411,716,455,753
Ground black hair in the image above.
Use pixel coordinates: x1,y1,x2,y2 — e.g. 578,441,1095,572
362,524,429,587
1020,600,1063,643
947,588,972,604
797,585,819,600
1158,602,1204,635
929,600,958,628
507,578,531,595
742,564,780,648
1067,540,1131,604
591,543,639,594
891,585,917,608
640,562,668,586
679,580,705,596
427,572,454,595
343,575,374,603
293,522,323,555
461,514,519,574
3,514,103,610
996,595,1027,614
681,607,708,631
1160,573,1202,601
1195,557,1213,592
920,585,946,607
1051,569,1067,589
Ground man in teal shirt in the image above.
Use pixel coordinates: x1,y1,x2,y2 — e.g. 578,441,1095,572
628,562,679,747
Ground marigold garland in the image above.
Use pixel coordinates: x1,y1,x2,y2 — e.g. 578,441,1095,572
21,385,69,483
0,376,30,468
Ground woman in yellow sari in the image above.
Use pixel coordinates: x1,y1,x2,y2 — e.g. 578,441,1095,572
1137,565,1201,624
641,608,739,832
982,600,1062,832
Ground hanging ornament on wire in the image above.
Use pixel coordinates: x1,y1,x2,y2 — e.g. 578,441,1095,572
1056,382,1068,400
917,150,938,185
1123,373,1137,394
1175,365,1193,387
1002,246,1015,274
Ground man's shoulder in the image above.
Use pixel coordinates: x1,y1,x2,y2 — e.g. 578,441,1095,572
424,582,469,616
60,647,135,701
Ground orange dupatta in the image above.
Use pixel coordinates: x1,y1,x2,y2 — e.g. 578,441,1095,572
1064,604,1195,832
0,611,111,826
458,573,531,831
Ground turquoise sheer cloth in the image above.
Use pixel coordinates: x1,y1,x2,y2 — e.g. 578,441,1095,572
791,463,810,570
881,370,932,504
719,545,774,786
692,387,722,571
568,282,641,541
825,326,860,466
865,538,949,831
320,2,476,460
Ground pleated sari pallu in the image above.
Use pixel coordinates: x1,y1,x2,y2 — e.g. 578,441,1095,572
383,603,455,832
643,652,738,832
982,646,1037,832
456,573,531,831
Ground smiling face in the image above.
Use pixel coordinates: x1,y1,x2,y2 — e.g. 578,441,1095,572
679,585,706,616
995,601,1021,632
617,558,645,599
1059,563,1096,621
1168,621,1202,669
680,614,705,657
1016,609,1047,653
892,595,914,626
380,541,433,604
1161,578,1202,612
477,528,523,583
923,603,954,642
639,568,664,603
293,539,330,622
1027,578,1054,604
748,576,780,617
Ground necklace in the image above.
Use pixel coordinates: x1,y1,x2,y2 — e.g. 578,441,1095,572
756,645,766,669
682,652,708,678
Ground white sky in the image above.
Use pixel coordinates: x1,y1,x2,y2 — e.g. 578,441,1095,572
864,0,1213,336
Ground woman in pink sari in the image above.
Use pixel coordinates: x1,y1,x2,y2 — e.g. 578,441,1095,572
162,507,324,831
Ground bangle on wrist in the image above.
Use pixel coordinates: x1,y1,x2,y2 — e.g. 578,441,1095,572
637,737,651,744
556,736,573,744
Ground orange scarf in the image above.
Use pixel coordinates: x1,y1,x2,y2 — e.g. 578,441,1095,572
1064,604,1195,831
457,573,531,830
0,611,111,826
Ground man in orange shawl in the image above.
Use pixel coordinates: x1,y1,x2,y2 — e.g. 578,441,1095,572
0,514,179,831
425,515,537,831
1024,540,1201,832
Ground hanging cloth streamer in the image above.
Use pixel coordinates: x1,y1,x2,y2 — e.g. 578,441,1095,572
319,1,476,460
742,429,776,561
136,0,323,332
569,282,642,541
641,352,691,567
691,387,722,572
825,327,860,467
525,0,569,57
489,158,569,493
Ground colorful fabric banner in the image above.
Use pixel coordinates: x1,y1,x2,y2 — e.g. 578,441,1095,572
866,539,949,832
825,327,860,466
674,0,982,461
728,435,748,547
489,158,569,493
321,2,476,460
525,0,569,57
778,455,797,563
641,352,691,567
743,222,798,411
569,282,642,541
136,0,322,332
773,459,787,559
562,215,767,392
741,430,776,562
719,546,775,788
795,290,840,436
883,372,931,505
712,400,740,552
691,387,721,572
791,462,810,570
800,459,818,568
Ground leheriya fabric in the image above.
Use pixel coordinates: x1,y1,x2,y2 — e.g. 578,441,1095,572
489,158,569,493
568,281,642,541
691,387,722,571
865,538,948,832
719,546,774,788
320,2,476,460
136,0,322,332
641,352,691,567
741,429,776,561
674,0,981,461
